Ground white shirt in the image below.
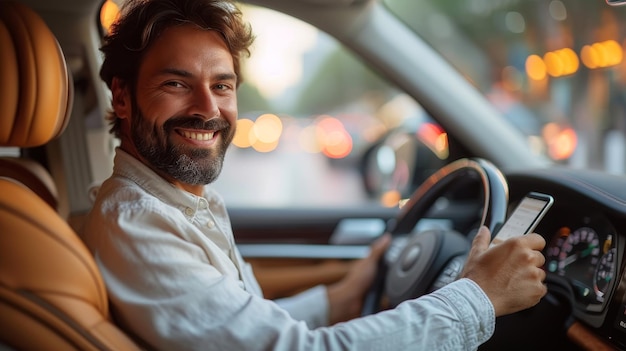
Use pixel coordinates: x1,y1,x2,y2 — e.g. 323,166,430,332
81,148,495,351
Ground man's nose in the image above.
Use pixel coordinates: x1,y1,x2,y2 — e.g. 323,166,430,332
190,86,220,120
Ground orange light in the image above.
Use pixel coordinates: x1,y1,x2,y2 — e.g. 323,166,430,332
602,40,623,66
417,122,449,159
544,52,564,77
581,45,599,69
100,0,119,33
322,129,352,159
316,115,345,133
542,123,577,161
593,42,610,68
417,123,443,146
581,40,623,69
314,116,353,159
551,128,577,160
541,48,579,78
526,54,547,81
558,48,580,75
542,122,560,141
434,133,449,159
233,119,255,148
252,139,279,153
252,114,282,143
380,190,402,208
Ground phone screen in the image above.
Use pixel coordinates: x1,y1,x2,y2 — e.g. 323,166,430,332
490,192,554,247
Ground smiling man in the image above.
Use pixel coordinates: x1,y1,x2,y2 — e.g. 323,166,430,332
111,25,237,193
81,0,548,350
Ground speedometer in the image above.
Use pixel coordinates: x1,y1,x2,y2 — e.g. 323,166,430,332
545,217,618,312
557,227,600,276
547,226,602,305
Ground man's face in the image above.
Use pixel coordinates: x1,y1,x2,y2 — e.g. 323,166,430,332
122,24,238,187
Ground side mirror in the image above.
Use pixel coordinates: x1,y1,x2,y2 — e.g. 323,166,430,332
359,129,447,203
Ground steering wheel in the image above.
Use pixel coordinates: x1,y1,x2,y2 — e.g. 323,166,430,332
362,158,509,315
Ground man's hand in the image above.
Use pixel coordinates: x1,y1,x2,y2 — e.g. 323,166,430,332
460,226,547,316
327,233,391,324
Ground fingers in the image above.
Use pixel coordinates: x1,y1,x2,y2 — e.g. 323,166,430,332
469,225,491,255
368,233,391,260
505,234,546,269
522,232,547,251
533,248,546,267
530,265,548,304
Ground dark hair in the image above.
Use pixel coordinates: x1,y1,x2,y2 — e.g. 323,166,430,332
99,0,255,137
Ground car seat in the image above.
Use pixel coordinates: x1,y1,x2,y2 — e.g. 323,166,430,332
0,1,142,350
0,157,59,211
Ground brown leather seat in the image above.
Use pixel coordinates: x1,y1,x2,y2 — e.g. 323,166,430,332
0,1,142,350
0,157,59,210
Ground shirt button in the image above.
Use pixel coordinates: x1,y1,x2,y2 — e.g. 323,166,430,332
199,201,208,209
207,220,215,229
184,207,194,216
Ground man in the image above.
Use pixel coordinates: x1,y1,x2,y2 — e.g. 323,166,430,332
82,0,548,349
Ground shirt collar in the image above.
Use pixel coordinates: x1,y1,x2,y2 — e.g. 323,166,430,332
112,148,225,211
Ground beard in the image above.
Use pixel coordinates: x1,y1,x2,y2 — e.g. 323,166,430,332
130,108,235,185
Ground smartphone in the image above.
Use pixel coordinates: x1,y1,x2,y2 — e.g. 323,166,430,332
606,0,626,6
490,192,554,247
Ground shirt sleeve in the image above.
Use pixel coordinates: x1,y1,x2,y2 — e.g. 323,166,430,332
85,200,495,351
274,285,329,328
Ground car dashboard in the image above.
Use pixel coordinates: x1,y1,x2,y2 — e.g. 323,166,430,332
505,166,626,349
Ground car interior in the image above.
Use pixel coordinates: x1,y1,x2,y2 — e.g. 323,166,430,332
1,0,626,350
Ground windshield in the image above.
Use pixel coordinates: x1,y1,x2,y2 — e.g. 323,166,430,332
384,0,626,174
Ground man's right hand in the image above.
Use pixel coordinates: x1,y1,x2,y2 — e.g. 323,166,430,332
459,226,547,317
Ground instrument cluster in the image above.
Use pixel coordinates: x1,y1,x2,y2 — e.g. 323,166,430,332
543,212,619,312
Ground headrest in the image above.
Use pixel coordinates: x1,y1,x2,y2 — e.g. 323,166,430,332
0,1,72,147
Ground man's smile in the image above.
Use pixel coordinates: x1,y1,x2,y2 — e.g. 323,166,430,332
178,129,217,141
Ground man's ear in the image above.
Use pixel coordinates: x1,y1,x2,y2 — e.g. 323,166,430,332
111,77,131,119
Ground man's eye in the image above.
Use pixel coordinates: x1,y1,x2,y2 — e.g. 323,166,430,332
164,81,184,88
215,84,231,91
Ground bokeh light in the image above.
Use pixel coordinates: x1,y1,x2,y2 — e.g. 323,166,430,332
381,190,402,208
526,54,547,80
544,48,579,77
100,0,119,33
542,123,577,161
315,116,353,159
581,40,623,69
233,114,283,152
417,122,449,159
253,114,283,143
233,119,255,148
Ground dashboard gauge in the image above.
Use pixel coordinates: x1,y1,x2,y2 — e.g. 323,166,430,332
545,218,618,309
557,227,600,276
594,246,616,302
547,226,603,304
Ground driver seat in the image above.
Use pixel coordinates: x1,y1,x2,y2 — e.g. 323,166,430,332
0,2,142,350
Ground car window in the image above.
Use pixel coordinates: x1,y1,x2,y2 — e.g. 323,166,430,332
212,4,449,209
384,0,626,175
